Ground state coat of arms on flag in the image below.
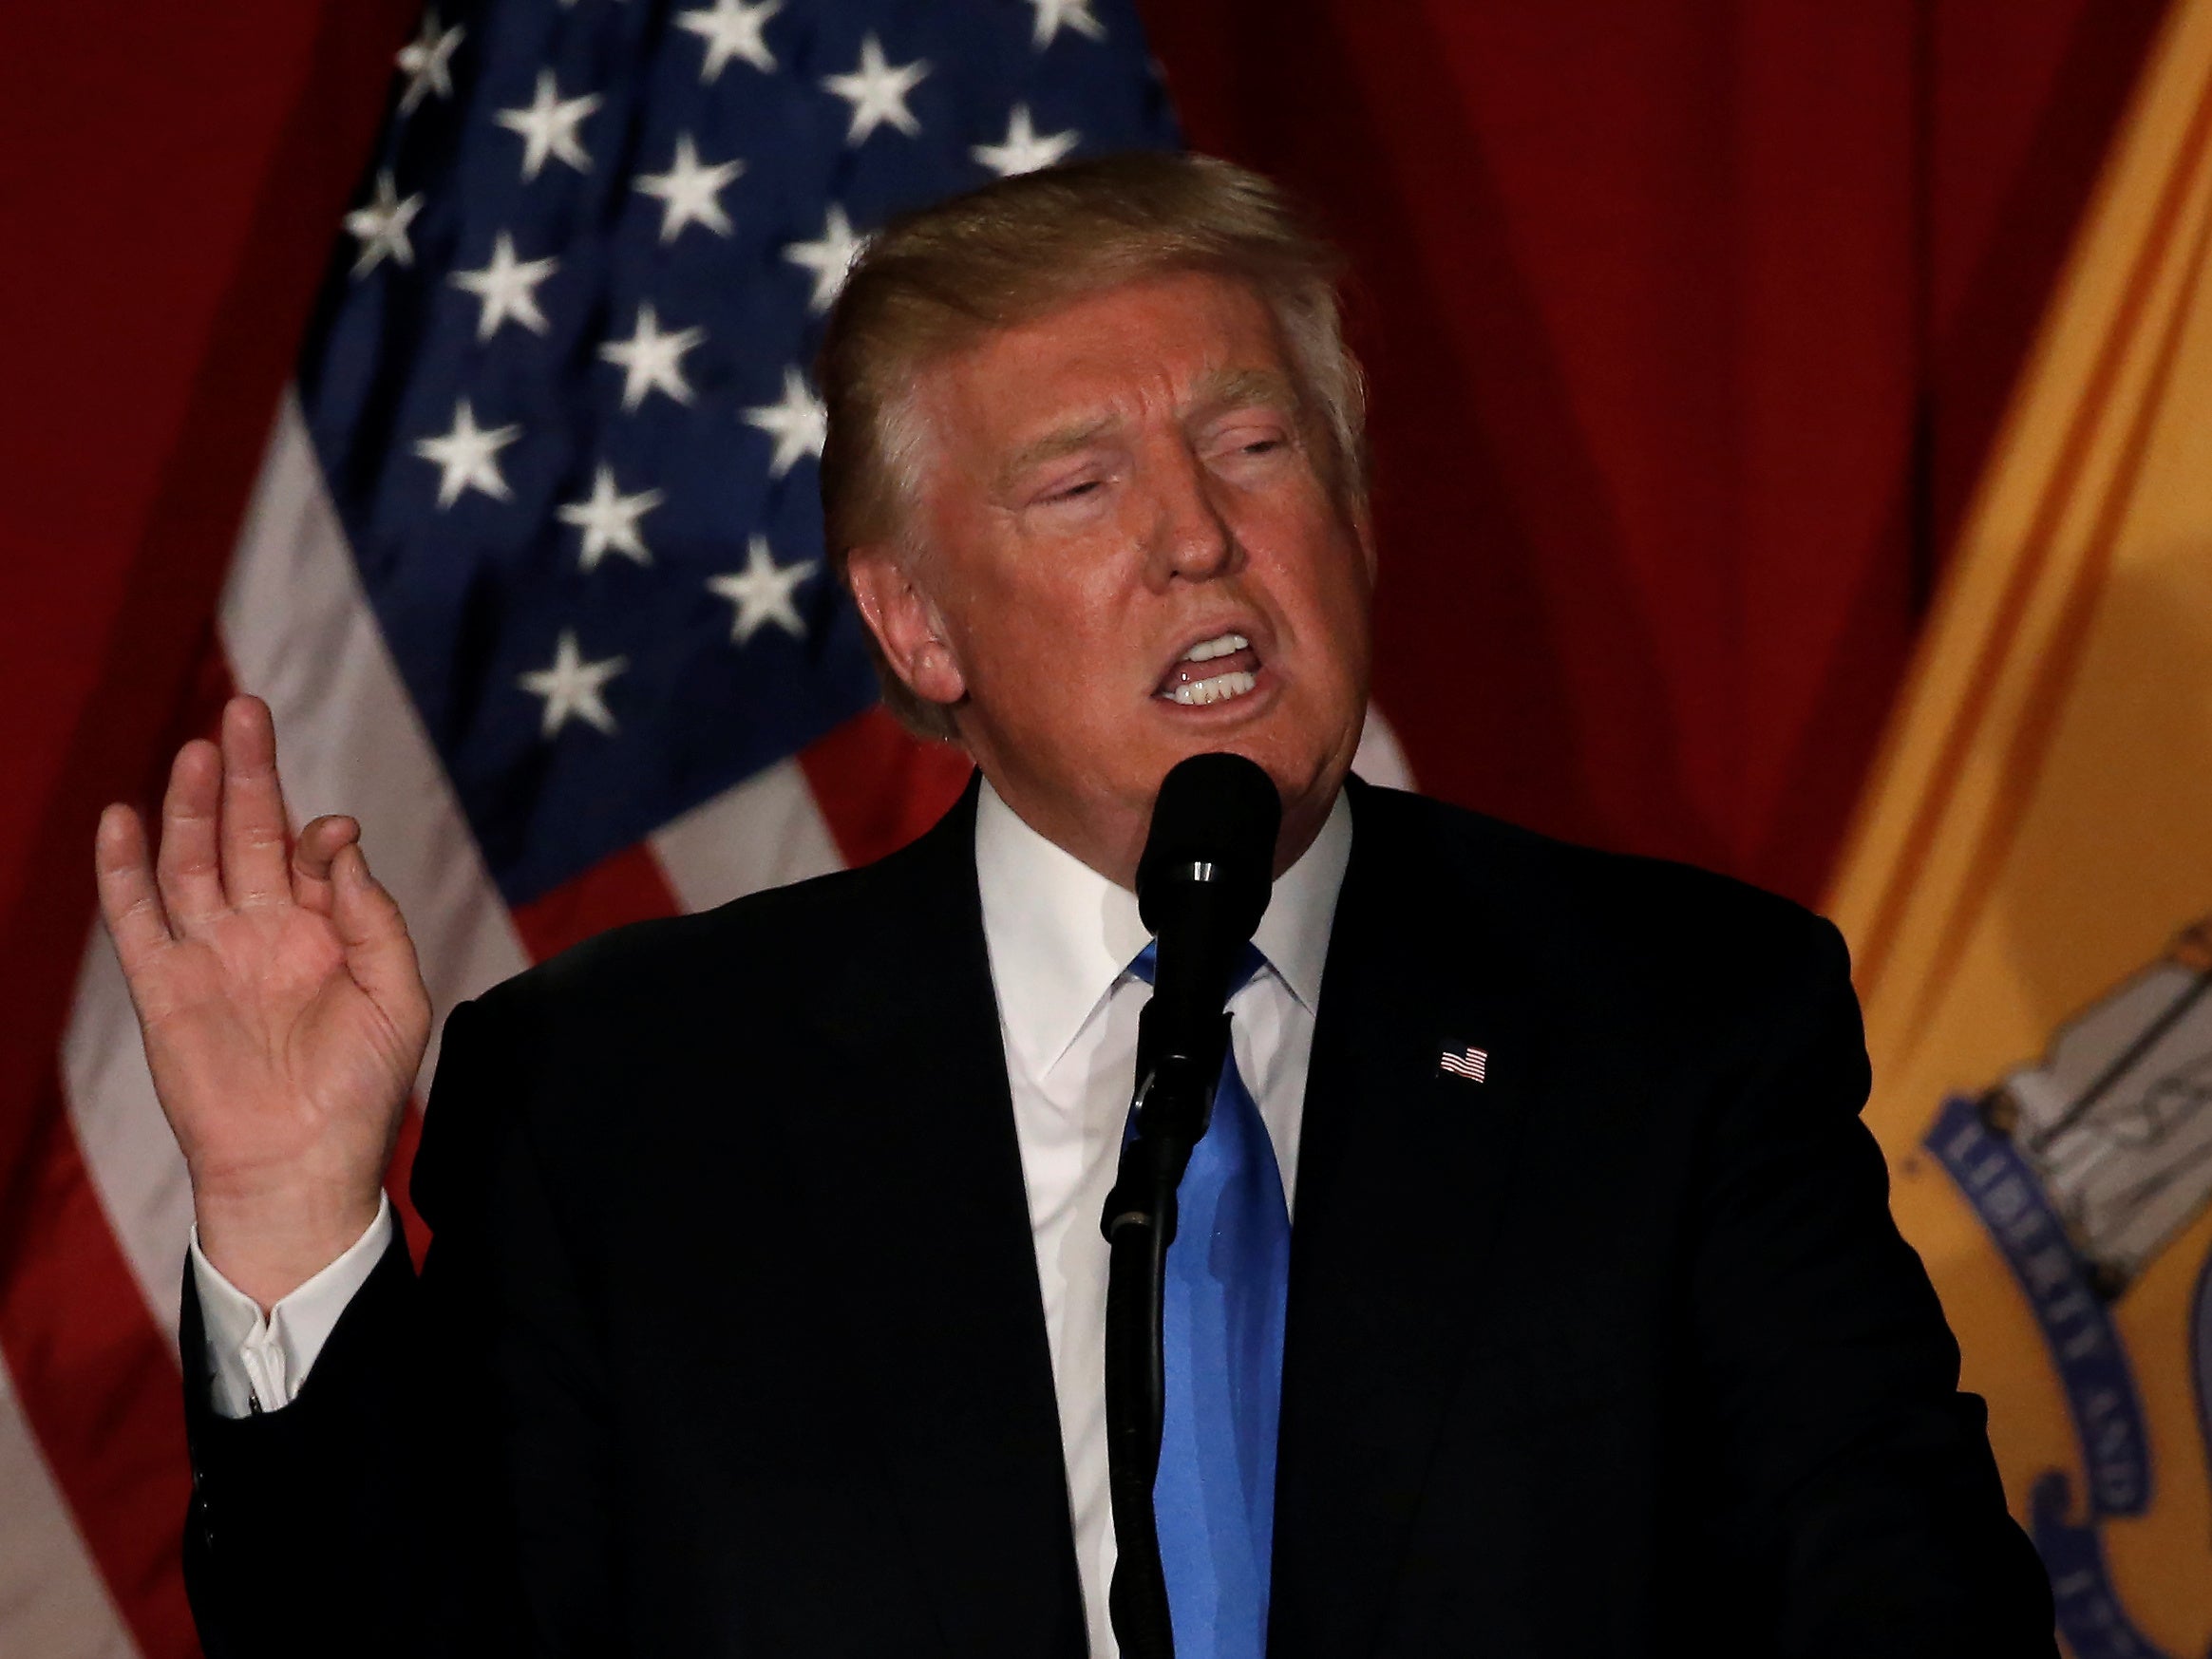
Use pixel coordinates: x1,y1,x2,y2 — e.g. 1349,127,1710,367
1832,1,2212,1650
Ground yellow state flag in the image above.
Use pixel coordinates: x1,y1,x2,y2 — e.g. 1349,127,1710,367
1828,0,2212,1650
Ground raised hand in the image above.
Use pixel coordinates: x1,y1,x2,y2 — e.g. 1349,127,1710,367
94,695,430,1310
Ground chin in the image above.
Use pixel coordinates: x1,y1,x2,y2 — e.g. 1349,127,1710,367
1140,698,1349,806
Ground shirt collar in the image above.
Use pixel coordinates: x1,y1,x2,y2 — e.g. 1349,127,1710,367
974,775,1353,1079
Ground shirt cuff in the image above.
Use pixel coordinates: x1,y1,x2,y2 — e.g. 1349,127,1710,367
189,1194,394,1420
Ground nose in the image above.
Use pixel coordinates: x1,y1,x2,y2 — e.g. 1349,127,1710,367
1144,441,1238,589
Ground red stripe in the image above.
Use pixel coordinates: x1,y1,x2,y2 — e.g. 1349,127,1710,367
0,0,418,1273
508,841,686,964
1,7,414,1625
386,1102,430,1269
0,639,231,1655
798,707,974,870
0,1069,199,1659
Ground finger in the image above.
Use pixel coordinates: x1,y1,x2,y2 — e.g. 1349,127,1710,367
331,844,430,1029
156,740,227,927
218,696,293,908
94,804,176,971
291,815,360,917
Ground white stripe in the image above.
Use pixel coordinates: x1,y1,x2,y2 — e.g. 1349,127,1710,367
1352,705,1414,790
218,392,531,1078
649,758,844,914
0,1360,138,1659
59,931,191,1343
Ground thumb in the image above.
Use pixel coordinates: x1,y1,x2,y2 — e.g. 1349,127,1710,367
331,843,430,1035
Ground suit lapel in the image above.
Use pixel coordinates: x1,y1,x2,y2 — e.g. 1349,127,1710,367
1271,781,1544,1657
768,776,1537,1658
780,781,1087,1659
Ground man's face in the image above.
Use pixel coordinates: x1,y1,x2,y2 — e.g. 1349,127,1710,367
847,269,1375,886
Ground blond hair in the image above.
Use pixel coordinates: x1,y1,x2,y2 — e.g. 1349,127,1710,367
815,152,1367,740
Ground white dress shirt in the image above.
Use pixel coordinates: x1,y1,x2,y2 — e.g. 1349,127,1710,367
191,777,1353,1655
975,780,1350,1656
191,1191,394,1418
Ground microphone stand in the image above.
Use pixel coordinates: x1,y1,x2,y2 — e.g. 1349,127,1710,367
1100,993,1234,1659
1099,750,1280,1659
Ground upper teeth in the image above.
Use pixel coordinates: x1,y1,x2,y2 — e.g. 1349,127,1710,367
1182,632,1249,663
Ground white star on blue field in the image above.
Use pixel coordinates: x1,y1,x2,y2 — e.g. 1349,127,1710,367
302,0,1179,900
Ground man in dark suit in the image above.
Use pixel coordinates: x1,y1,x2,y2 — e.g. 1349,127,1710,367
95,154,2054,1656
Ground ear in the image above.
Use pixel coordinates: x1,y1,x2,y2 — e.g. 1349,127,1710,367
845,544,969,708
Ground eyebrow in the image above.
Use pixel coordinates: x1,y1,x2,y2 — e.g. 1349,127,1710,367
1187,366,1301,422
997,415,1121,492
993,367,1305,494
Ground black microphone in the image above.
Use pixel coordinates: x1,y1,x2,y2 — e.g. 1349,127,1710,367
1099,751,1281,1659
1128,753,1282,1182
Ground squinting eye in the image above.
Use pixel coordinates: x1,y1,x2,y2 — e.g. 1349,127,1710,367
1214,433,1286,461
1047,480,1103,503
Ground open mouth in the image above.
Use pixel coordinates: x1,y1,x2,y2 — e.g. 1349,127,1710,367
1154,631,1263,707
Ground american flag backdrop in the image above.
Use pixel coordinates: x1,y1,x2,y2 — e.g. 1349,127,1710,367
0,2,1414,1651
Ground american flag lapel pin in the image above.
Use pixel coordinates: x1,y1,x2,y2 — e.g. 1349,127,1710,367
1437,1043,1489,1084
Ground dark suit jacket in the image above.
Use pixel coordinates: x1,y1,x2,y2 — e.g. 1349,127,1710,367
179,777,2054,1657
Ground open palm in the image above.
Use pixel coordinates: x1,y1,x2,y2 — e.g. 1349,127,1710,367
95,695,429,1308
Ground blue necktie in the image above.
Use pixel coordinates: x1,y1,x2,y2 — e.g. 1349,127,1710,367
1128,943,1292,1659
